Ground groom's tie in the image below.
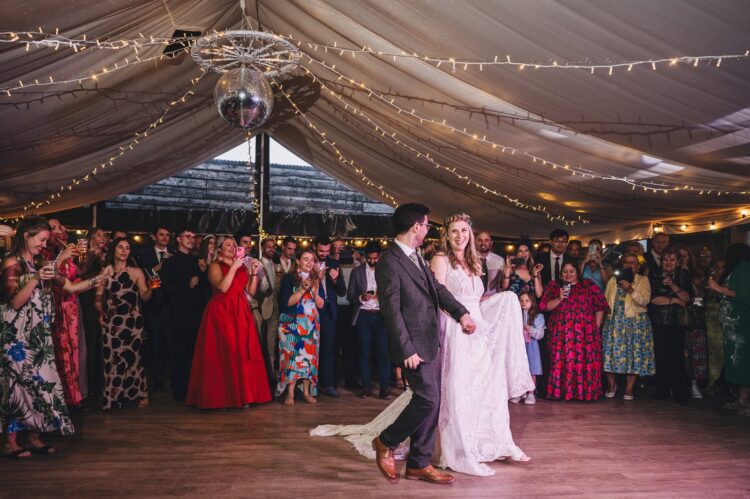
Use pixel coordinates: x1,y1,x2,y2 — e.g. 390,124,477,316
408,251,422,270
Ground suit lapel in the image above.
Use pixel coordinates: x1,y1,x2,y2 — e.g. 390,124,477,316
391,245,430,295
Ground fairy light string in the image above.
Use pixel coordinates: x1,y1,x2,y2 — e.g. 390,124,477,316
299,67,586,224
279,33,749,74
302,54,749,196
21,69,208,213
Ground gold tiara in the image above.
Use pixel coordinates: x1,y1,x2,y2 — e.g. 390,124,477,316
443,213,473,227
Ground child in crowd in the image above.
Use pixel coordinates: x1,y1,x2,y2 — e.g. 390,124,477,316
511,291,545,405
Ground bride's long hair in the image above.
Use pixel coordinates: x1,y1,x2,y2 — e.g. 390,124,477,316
440,213,483,276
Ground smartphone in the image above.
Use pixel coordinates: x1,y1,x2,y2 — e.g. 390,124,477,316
235,247,245,260
588,242,599,255
510,257,524,267
619,268,634,283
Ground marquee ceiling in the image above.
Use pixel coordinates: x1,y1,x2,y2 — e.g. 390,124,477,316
2,0,749,241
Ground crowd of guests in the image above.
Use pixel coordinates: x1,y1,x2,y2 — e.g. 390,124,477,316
1,217,749,459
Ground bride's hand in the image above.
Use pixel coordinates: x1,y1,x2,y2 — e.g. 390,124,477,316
459,313,476,334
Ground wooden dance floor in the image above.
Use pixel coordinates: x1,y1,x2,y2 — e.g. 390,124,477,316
3,388,750,498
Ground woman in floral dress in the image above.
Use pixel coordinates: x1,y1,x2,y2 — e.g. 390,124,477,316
276,249,324,405
708,243,750,415
95,238,152,410
540,260,609,401
602,254,654,400
1,217,106,458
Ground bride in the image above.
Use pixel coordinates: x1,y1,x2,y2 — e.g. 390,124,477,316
312,213,534,476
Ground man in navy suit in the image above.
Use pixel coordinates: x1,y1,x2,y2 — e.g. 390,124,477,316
314,235,347,397
347,241,392,399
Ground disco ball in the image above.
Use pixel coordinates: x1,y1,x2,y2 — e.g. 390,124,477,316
214,67,273,128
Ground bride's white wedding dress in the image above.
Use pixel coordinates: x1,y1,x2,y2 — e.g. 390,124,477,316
311,261,534,476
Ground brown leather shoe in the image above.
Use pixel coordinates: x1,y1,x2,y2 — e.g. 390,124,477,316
372,437,398,483
405,465,455,485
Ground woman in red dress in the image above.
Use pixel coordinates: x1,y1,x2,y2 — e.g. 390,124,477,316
540,260,609,401
186,236,271,409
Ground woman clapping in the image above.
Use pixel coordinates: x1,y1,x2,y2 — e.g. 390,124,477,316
186,236,271,409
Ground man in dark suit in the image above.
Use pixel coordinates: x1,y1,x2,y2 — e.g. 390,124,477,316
135,225,171,392
347,241,391,399
538,228,569,286
645,232,670,276
314,235,347,398
372,203,475,485
160,227,203,401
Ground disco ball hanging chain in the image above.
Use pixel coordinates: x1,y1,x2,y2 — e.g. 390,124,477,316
191,30,300,128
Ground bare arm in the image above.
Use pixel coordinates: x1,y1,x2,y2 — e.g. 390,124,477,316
209,260,241,294
2,258,40,311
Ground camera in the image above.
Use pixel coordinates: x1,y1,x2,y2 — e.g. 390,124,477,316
510,257,525,267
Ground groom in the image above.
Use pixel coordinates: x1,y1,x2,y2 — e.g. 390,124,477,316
373,203,476,485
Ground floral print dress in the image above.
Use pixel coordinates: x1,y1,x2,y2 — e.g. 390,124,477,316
1,259,74,435
276,273,320,396
540,280,609,401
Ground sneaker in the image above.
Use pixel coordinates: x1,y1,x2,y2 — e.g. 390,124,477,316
523,393,536,405
509,397,522,404
691,383,703,399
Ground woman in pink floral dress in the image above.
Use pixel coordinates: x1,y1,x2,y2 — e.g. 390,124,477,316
540,260,609,401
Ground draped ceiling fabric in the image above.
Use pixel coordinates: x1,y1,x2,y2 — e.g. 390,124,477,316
2,0,749,241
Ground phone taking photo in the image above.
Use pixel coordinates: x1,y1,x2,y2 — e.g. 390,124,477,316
235,247,245,260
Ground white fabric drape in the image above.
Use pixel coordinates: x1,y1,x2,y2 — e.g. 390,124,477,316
2,1,749,240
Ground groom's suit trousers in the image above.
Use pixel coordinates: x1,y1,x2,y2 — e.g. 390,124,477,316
379,355,441,469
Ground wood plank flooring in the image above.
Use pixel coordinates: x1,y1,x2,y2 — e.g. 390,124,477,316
2,388,749,498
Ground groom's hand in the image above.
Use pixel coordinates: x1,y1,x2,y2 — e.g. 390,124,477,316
459,314,476,334
403,353,424,370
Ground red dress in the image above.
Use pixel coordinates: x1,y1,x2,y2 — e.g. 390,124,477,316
540,280,609,401
186,263,271,408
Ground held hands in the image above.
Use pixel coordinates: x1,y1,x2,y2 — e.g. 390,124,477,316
404,353,424,370
459,313,476,334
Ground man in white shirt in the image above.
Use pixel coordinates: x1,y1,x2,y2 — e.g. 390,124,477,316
475,231,505,294
646,232,670,276
347,241,392,399
279,236,297,274
539,228,569,286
